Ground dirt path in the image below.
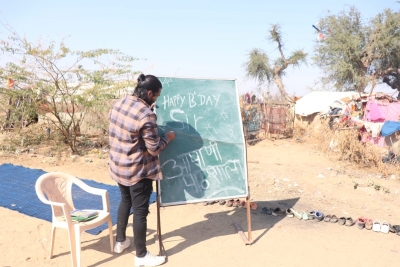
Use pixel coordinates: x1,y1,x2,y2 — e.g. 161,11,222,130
1,138,400,267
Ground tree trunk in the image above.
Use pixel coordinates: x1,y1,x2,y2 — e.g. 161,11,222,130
369,74,376,96
273,74,294,103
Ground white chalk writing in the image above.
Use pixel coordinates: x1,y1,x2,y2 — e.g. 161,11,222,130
161,141,244,194
161,92,220,110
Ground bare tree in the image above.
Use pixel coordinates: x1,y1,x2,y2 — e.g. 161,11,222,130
244,24,307,103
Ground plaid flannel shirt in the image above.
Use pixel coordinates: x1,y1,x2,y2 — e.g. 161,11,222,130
108,95,170,186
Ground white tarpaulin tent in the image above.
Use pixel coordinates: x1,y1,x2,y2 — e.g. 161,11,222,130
295,91,360,116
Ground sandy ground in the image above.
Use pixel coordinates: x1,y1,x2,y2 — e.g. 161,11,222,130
1,138,400,267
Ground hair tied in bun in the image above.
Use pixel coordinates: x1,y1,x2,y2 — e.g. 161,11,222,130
137,73,146,83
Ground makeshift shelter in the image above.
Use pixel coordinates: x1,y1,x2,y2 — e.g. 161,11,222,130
356,95,400,150
294,91,360,131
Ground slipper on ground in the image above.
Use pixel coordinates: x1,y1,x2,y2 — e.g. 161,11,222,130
345,217,354,227
365,218,373,230
261,207,269,214
314,211,324,222
324,214,332,222
232,199,241,207
286,208,294,217
356,217,366,229
372,220,381,232
272,207,284,216
381,222,390,234
308,210,316,220
330,215,338,223
338,217,346,225
226,199,234,207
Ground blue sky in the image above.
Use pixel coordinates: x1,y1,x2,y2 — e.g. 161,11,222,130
0,0,397,96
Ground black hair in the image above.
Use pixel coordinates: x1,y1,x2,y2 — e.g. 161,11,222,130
133,74,162,100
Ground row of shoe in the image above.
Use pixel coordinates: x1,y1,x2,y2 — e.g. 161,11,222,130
203,199,246,207
204,199,259,210
284,208,400,235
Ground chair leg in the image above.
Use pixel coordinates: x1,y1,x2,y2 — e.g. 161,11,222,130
49,226,57,258
67,227,78,267
108,218,114,252
74,229,82,267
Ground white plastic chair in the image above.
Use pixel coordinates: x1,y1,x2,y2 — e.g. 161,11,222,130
35,172,114,267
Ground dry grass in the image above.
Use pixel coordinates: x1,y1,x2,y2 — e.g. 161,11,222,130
300,123,400,177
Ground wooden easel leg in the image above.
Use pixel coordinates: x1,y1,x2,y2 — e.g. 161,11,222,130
233,197,252,245
246,197,252,243
155,182,164,256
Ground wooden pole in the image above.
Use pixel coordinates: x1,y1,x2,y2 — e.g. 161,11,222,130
246,196,252,243
233,132,252,245
156,182,163,256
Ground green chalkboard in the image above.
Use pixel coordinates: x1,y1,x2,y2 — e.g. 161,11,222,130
155,77,248,206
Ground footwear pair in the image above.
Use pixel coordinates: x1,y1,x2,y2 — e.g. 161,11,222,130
261,207,273,215
135,251,166,267
203,200,226,206
226,199,244,207
232,199,245,207
307,210,324,221
372,221,390,233
324,215,338,223
390,225,400,235
260,207,285,216
356,217,374,230
338,217,354,226
243,202,258,211
272,207,285,216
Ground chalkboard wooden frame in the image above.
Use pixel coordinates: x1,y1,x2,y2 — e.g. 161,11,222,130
155,76,249,207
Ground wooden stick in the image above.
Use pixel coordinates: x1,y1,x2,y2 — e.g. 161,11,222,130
233,222,251,245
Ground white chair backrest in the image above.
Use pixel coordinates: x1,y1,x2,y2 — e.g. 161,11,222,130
36,172,78,217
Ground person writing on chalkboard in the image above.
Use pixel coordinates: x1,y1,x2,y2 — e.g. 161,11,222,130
108,74,175,267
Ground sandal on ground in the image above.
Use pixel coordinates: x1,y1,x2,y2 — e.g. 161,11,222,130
345,217,354,227
314,211,324,222
232,199,241,207
330,215,338,223
243,201,257,210
286,208,294,217
324,214,332,222
372,220,381,232
261,207,269,214
338,217,346,225
381,222,390,234
356,217,366,229
250,202,258,211
392,225,400,235
272,207,285,216
226,199,234,207
365,218,373,230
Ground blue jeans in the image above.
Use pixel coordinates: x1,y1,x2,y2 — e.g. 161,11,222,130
116,178,153,257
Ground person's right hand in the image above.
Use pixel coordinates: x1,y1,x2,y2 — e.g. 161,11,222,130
165,131,176,141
